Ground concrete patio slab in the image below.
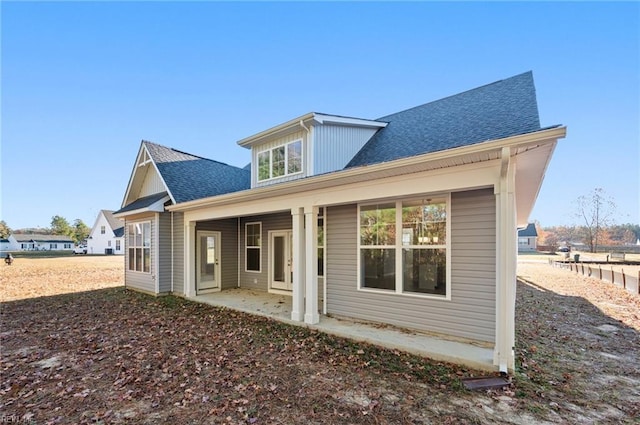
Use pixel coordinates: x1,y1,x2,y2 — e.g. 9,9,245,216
190,288,496,372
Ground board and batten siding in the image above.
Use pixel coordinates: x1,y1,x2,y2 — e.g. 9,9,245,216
197,219,239,290
313,125,378,175
172,212,185,295
124,214,156,294
325,188,496,343
252,130,308,188
239,212,292,291
138,168,166,198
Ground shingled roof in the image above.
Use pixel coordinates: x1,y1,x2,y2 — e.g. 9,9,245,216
143,141,251,204
101,210,125,238
346,72,542,168
518,223,538,237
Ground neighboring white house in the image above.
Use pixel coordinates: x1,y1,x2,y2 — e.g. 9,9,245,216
114,72,566,373
1,237,19,252
10,234,75,251
87,210,125,255
517,223,538,252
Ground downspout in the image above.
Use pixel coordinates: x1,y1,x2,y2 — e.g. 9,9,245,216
299,120,311,175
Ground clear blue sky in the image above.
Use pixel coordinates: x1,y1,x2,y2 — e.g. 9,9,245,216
1,2,638,230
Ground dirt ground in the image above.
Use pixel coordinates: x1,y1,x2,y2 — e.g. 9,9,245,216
1,256,638,424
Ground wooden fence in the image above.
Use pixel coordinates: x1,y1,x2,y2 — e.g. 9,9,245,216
549,260,640,295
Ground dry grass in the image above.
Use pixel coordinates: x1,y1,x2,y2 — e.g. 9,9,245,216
1,256,638,424
0,256,123,302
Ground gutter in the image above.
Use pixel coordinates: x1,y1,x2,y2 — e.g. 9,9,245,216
168,126,566,213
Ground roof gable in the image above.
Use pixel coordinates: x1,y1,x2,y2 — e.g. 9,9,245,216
144,141,251,204
347,72,542,168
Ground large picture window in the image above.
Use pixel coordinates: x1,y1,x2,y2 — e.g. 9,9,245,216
358,196,450,297
257,140,303,182
128,222,151,273
245,222,261,272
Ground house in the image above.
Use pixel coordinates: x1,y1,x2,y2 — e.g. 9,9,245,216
10,234,75,251
1,237,19,252
517,223,538,252
87,210,125,255
114,72,566,372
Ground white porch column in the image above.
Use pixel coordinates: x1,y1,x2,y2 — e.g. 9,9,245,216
185,221,197,298
304,206,319,324
291,208,305,322
495,147,517,373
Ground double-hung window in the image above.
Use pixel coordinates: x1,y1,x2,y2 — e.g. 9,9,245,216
257,140,302,181
245,222,261,272
128,222,151,273
358,195,450,298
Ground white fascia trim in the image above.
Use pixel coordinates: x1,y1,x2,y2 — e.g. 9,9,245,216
170,127,566,213
144,145,177,205
312,113,388,128
121,143,176,207
237,112,388,148
237,113,315,148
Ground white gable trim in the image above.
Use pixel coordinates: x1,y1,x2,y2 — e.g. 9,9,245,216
121,142,176,208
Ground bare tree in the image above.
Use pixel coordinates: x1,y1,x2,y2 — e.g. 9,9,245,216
574,188,616,253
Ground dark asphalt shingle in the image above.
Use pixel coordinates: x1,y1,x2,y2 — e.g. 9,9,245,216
115,192,169,215
346,72,542,168
143,142,251,204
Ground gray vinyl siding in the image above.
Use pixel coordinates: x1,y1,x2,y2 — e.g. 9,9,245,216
172,212,185,295
196,218,240,290
239,212,292,291
158,213,172,294
313,125,378,174
124,214,156,294
325,188,496,343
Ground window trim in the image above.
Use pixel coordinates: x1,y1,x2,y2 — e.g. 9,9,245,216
245,221,262,273
256,139,304,182
127,220,152,274
356,194,452,300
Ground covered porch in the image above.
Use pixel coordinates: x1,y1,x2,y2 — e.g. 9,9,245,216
191,288,495,372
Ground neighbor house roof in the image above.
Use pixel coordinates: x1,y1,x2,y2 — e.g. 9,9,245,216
518,223,538,237
347,72,543,168
143,141,251,204
101,210,125,238
13,234,74,243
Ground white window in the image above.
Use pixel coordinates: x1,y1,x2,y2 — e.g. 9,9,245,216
101,225,106,234
257,140,303,182
50,243,58,249
108,240,112,247
64,243,72,249
358,195,450,298
116,240,121,250
127,222,151,273
245,222,261,272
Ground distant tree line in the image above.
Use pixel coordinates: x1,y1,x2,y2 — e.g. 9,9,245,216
537,222,640,251
0,216,90,245
537,188,639,253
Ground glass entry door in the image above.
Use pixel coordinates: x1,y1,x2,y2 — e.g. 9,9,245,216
270,230,292,292
196,231,221,293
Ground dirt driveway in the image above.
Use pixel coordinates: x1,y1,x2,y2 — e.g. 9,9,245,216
1,256,638,424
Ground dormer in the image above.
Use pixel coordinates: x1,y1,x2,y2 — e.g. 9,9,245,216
238,112,387,188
